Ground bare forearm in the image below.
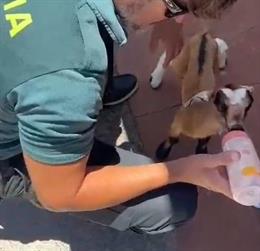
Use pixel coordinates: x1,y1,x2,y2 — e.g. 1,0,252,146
25,151,239,212
25,155,181,212
71,163,171,211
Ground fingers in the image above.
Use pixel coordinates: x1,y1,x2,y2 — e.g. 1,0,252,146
149,35,160,53
212,151,241,167
218,166,228,180
205,170,233,199
213,171,233,198
174,15,185,24
149,25,160,52
192,151,241,169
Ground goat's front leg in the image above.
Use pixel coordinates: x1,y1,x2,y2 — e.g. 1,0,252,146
156,137,179,161
150,50,167,89
195,137,211,154
215,38,228,71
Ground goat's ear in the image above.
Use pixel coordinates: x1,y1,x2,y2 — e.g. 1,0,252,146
241,85,254,94
214,89,228,115
245,89,254,118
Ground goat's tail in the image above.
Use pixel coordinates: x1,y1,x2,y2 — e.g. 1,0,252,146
198,33,208,75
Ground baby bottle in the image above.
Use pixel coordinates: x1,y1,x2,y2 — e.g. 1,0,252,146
222,130,260,206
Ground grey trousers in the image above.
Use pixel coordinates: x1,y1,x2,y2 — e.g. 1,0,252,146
81,139,198,234
4,139,198,235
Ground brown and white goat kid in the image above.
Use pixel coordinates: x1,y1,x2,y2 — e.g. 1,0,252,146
156,33,254,161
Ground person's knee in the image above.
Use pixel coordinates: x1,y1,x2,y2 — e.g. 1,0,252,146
169,183,198,224
128,184,198,235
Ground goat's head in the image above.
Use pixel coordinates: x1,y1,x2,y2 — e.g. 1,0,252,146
213,84,254,131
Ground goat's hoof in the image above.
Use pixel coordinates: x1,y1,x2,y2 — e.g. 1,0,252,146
156,142,172,161
150,75,162,89
195,147,208,154
219,59,228,72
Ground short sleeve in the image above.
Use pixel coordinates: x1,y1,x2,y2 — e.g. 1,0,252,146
9,70,104,165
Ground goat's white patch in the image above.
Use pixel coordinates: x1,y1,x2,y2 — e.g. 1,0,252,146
241,85,254,93
221,88,248,105
215,38,228,69
150,50,167,89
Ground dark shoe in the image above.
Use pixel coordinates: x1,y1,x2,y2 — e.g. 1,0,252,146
0,160,29,200
0,156,42,207
103,74,138,106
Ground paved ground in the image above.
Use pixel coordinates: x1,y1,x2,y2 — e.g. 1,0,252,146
0,199,176,251
1,0,260,250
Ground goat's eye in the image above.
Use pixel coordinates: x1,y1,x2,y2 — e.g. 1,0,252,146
214,90,228,115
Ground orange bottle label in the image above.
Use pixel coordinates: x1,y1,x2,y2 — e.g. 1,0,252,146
242,167,260,177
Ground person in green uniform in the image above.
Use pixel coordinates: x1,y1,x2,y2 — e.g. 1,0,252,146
0,0,238,234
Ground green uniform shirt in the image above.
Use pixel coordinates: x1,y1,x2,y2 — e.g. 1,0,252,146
0,0,127,164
